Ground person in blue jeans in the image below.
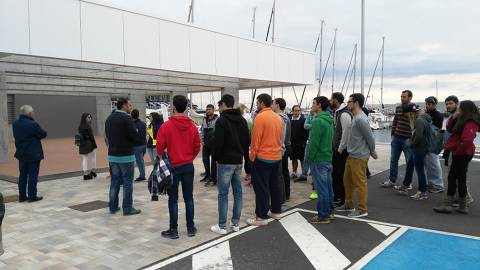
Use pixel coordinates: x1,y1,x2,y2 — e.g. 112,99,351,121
105,97,142,216
308,96,335,224
394,113,432,200
12,105,47,203
156,95,201,239
380,90,418,188
131,109,147,182
210,94,250,235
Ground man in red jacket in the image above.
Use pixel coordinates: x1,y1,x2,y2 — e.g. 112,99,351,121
156,95,201,239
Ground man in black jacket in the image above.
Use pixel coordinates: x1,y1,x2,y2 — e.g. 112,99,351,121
12,105,47,202
210,94,250,235
131,109,147,182
200,104,218,186
105,97,141,216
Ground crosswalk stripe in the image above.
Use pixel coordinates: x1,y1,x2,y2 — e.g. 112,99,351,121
280,212,351,270
368,223,397,236
192,241,233,270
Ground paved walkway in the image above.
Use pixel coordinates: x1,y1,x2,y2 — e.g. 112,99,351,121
0,144,395,269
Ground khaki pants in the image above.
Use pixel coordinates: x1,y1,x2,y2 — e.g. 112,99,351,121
344,156,369,211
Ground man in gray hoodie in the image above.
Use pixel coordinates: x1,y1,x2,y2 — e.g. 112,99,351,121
394,112,432,200
273,98,292,201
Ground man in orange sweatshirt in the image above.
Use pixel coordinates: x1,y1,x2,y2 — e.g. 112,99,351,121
247,94,283,226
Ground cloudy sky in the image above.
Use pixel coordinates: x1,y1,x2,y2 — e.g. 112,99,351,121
92,0,480,107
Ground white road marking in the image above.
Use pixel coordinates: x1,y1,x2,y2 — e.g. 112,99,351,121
192,241,233,270
368,223,397,236
144,208,300,270
280,212,351,270
298,208,480,240
347,227,408,270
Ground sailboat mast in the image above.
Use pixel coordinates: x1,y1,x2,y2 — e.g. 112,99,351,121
353,43,357,92
381,36,385,107
272,0,276,43
361,0,365,95
332,28,337,95
318,20,324,96
252,7,256,39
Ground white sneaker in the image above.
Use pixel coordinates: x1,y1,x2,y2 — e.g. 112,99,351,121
210,224,227,235
230,223,240,232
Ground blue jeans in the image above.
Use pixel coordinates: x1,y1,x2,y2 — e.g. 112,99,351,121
18,160,40,200
109,162,134,213
311,161,334,219
133,145,146,178
403,148,428,192
424,153,444,189
301,141,310,177
168,163,195,229
146,147,157,163
389,137,414,183
217,164,243,228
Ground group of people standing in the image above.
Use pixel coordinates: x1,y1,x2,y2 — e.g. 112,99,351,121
10,89,478,240
379,91,479,214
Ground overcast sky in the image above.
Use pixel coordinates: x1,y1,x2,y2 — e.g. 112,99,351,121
92,0,480,107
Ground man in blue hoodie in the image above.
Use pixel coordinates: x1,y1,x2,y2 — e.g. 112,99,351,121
13,105,47,203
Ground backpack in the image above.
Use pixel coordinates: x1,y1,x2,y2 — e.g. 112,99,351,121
426,123,443,154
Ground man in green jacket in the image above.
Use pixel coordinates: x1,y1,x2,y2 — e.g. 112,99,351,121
309,96,335,224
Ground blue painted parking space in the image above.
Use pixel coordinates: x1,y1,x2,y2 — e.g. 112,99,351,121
364,229,480,270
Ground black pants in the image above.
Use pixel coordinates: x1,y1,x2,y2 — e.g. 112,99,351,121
332,150,348,203
282,154,290,200
447,155,472,198
202,145,217,181
252,159,281,219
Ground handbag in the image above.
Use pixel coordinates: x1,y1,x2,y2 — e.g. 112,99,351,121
156,154,173,195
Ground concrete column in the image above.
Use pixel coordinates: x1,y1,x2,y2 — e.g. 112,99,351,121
130,93,147,121
221,87,240,106
95,95,111,137
0,72,8,163
169,90,188,103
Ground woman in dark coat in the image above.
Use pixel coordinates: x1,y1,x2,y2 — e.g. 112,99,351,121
78,113,98,180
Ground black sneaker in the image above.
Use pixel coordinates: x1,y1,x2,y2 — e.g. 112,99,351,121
135,177,146,182
83,174,93,180
110,207,120,214
28,196,43,203
90,171,98,178
19,197,28,203
199,177,209,182
123,208,141,216
151,195,159,201
204,180,214,187
187,226,197,237
162,228,179,239
294,176,307,183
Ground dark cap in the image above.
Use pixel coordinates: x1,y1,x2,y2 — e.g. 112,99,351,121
425,96,438,105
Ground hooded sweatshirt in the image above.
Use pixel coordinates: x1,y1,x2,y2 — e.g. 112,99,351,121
411,113,432,149
278,112,292,156
156,114,201,168
250,107,283,161
309,112,334,162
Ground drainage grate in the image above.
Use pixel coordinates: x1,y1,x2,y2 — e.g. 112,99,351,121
69,200,109,212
